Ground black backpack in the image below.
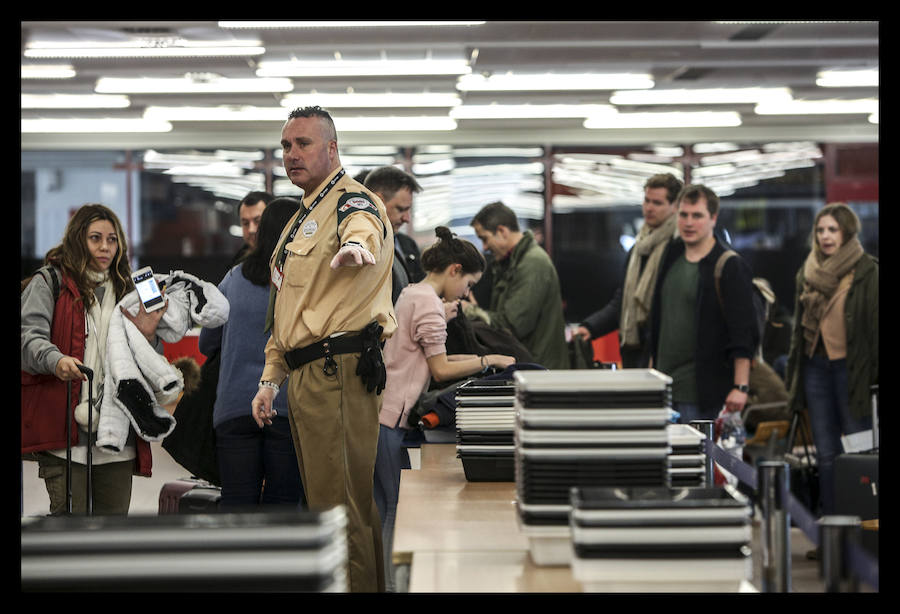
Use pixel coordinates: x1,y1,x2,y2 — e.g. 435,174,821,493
713,250,774,360
22,265,61,299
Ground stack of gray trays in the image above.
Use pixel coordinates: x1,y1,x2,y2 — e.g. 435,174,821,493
455,379,517,481
667,423,707,487
512,369,673,565
569,485,753,592
22,506,349,592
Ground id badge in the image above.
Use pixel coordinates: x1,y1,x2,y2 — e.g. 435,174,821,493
271,265,284,291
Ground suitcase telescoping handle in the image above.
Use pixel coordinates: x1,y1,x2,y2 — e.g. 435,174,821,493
65,365,95,516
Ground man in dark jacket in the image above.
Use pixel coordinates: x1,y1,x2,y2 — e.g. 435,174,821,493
650,184,759,424
466,201,569,369
574,173,683,368
363,166,425,304
230,190,274,267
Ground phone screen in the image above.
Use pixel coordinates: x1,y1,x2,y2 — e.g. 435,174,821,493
133,269,164,309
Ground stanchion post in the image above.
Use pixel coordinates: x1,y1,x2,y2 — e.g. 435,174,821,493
819,516,862,593
759,461,791,592
690,420,715,487
870,385,878,450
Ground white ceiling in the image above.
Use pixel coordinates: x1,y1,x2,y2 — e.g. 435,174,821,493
21,20,878,152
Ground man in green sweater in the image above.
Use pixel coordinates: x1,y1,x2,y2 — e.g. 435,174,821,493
465,201,569,369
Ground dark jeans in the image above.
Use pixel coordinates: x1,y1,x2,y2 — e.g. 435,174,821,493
373,424,411,592
804,356,872,515
215,414,305,510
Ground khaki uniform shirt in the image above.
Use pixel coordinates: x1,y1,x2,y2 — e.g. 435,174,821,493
262,167,397,385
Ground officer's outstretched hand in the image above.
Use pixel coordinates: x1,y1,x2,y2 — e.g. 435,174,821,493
330,242,376,269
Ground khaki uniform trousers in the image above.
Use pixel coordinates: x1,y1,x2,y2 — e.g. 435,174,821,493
287,351,385,593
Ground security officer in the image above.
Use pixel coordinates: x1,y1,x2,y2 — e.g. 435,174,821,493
251,106,397,593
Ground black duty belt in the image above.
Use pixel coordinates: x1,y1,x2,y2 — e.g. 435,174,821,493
284,333,365,373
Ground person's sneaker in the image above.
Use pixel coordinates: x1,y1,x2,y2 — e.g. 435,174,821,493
805,548,820,560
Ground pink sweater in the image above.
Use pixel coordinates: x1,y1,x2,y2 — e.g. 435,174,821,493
380,282,448,429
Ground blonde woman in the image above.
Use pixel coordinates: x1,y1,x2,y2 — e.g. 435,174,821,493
785,203,878,517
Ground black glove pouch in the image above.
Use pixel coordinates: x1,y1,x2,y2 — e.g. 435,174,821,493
356,321,386,395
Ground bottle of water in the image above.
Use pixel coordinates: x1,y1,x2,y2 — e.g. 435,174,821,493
717,408,746,453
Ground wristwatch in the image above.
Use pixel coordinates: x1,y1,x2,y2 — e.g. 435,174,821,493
733,384,749,394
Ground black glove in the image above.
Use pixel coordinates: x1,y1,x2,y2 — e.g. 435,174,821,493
356,322,386,395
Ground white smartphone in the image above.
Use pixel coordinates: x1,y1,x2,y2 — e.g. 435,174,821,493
131,266,166,312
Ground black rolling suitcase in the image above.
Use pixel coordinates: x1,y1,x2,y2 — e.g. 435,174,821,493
833,385,878,555
158,477,222,514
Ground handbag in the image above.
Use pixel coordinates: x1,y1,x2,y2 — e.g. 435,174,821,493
161,350,221,486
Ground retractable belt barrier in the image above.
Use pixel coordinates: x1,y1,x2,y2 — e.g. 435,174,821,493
702,438,878,592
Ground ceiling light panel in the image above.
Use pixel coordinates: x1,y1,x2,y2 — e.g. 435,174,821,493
816,68,878,87
96,76,294,94
257,58,471,77
281,92,461,108
22,93,131,109
609,87,793,105
450,104,614,119
21,64,76,79
584,111,742,129
24,38,265,59
754,98,878,114
144,106,286,121
457,73,654,91
21,118,173,133
219,20,485,28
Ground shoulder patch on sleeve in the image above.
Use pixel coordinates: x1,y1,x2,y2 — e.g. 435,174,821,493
336,192,385,236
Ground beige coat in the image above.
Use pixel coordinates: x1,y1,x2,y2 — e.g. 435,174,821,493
262,168,397,385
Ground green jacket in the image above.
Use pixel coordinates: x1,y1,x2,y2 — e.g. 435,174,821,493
485,231,569,369
785,253,878,420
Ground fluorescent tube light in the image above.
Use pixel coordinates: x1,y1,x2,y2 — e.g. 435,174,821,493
332,116,458,131
21,118,173,133
220,20,484,28
457,73,654,92
281,92,461,108
21,93,131,109
450,104,614,119
25,42,265,59
816,68,878,87
754,98,878,114
584,111,741,129
257,59,471,77
21,64,76,79
96,76,293,94
144,106,287,121
610,87,793,105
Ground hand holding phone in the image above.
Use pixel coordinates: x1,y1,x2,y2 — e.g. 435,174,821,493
131,266,166,312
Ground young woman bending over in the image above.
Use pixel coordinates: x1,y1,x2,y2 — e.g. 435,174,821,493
374,226,515,590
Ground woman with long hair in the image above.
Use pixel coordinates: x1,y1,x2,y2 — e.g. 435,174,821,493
199,197,306,510
374,226,515,590
22,203,164,515
785,202,878,518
